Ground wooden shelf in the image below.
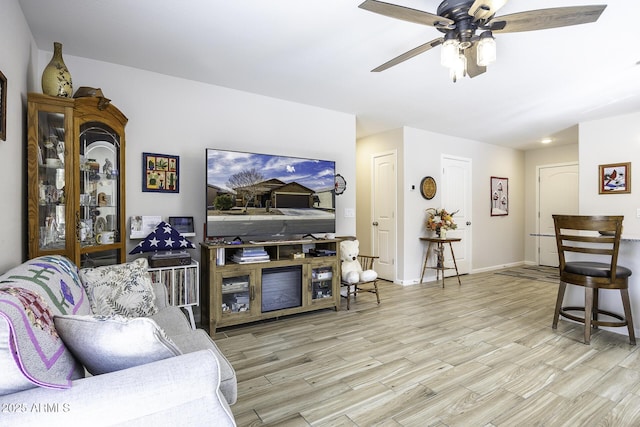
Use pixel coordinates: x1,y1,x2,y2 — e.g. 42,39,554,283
200,240,340,333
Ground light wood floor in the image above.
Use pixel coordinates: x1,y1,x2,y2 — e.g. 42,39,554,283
213,269,640,426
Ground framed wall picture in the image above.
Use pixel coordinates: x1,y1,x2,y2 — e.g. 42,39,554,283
142,152,179,193
0,70,6,141
490,176,508,216
420,176,436,200
599,162,631,194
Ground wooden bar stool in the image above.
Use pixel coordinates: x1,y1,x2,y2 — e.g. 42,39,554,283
552,215,635,345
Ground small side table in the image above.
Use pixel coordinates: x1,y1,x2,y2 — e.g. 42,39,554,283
420,236,462,287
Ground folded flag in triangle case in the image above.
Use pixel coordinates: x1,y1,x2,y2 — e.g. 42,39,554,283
129,221,195,254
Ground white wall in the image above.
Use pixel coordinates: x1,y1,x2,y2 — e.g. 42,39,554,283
579,111,640,225
31,52,356,262
0,1,35,271
358,126,526,284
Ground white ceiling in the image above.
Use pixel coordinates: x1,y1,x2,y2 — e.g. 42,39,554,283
18,0,640,150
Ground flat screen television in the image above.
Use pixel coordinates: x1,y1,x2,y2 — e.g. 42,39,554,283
206,148,336,240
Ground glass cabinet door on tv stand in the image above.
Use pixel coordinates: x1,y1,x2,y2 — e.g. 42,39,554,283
27,93,128,268
216,269,260,325
310,264,335,303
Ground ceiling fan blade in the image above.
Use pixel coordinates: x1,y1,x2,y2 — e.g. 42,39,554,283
463,45,487,78
359,0,454,29
372,38,444,72
489,5,606,33
469,0,509,22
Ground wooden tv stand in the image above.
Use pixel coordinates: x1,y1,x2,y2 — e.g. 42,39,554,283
200,239,340,334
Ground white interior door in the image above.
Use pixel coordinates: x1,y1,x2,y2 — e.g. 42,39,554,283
441,155,472,275
538,163,579,266
372,151,397,281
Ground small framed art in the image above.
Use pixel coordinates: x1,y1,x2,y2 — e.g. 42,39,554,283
1,70,6,141
599,162,631,194
142,152,179,193
490,176,508,216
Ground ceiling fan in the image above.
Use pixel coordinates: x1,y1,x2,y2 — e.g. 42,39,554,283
359,0,607,81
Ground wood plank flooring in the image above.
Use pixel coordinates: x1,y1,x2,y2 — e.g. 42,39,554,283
212,269,640,426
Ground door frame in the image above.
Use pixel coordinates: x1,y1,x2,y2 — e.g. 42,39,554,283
371,149,397,283
441,154,472,276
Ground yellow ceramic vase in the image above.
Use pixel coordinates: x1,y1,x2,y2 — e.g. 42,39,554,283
41,42,73,97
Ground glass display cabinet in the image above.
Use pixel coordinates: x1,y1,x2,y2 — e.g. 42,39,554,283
27,93,128,268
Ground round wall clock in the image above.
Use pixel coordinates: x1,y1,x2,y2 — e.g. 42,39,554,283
420,176,436,200
334,174,347,195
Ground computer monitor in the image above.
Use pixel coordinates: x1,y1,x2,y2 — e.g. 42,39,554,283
168,216,195,237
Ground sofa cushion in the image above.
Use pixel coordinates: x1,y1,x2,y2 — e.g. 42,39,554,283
79,258,158,317
148,305,194,337
0,256,89,395
170,329,238,405
54,314,181,375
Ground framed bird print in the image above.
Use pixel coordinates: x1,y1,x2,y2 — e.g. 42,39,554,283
490,176,508,216
599,162,630,194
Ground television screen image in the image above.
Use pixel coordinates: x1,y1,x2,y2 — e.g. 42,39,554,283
206,148,336,240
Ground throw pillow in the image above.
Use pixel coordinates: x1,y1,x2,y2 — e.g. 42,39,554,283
54,314,181,375
0,255,89,395
79,258,158,317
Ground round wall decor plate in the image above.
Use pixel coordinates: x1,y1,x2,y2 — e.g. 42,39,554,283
334,174,347,195
420,176,436,200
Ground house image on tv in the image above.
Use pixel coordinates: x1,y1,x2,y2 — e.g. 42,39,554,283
208,179,335,212
243,179,317,209
206,184,232,209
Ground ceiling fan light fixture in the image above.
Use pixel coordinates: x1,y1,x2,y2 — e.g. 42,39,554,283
449,51,467,82
477,31,496,67
441,38,460,68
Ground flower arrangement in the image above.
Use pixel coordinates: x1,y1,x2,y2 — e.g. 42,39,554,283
425,208,458,232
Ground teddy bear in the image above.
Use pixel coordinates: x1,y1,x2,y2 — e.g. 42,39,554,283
340,239,378,284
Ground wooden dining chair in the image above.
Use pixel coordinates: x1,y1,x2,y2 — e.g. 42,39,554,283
552,215,635,345
340,254,381,310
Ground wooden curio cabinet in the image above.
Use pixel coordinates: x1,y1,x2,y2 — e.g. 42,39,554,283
27,93,128,268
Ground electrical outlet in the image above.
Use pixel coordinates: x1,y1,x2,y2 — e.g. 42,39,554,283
344,208,355,218
637,208,640,218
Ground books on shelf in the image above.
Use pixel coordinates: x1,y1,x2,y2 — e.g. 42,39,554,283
231,247,270,264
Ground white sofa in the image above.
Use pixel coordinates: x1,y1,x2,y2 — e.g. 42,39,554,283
0,255,236,426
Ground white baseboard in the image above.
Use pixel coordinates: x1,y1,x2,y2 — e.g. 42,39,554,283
404,260,540,285
470,261,525,275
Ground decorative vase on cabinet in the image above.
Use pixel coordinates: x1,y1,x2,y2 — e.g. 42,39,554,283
41,42,73,98
27,93,128,268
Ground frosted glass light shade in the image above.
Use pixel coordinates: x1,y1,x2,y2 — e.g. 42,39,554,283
441,39,460,69
449,52,467,82
477,33,497,66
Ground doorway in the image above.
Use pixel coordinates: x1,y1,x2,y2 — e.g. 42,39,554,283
372,151,397,281
537,163,579,266
441,155,472,275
